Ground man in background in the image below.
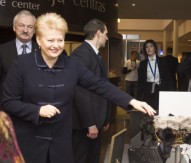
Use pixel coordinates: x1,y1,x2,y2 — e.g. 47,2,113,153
178,53,191,91
164,47,179,91
122,50,140,98
72,19,110,163
0,10,38,103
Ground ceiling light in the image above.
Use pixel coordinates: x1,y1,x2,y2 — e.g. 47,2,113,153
132,3,136,7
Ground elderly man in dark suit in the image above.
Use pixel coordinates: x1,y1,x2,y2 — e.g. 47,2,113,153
71,19,110,163
0,10,38,104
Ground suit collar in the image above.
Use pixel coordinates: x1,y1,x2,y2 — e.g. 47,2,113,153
15,38,32,49
83,41,107,78
83,41,97,55
148,55,157,61
85,40,99,54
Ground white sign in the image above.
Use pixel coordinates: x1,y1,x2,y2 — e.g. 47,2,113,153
159,91,191,116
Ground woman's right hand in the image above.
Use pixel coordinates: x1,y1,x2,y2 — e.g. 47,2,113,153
129,99,156,116
39,104,61,118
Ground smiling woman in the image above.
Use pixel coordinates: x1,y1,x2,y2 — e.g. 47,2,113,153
35,13,68,68
2,12,155,163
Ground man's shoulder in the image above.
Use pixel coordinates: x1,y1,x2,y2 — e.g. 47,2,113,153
0,40,15,48
72,42,94,56
165,55,178,63
165,55,177,59
0,40,16,57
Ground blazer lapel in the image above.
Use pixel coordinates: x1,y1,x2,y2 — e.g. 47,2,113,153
143,59,148,80
96,53,107,78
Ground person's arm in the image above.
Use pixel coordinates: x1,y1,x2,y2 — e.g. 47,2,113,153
122,67,132,74
129,99,155,116
2,58,40,125
76,61,156,116
122,60,133,74
2,57,60,125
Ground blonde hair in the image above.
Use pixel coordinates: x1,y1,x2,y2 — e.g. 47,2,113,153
35,13,68,37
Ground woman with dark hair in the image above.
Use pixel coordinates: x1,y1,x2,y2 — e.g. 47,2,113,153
137,39,172,110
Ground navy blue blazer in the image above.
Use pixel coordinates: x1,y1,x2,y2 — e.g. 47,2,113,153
2,50,132,163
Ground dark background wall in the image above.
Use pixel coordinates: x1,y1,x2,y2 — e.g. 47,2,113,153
0,0,118,33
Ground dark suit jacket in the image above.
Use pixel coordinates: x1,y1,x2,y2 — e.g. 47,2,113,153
178,54,191,75
2,51,132,163
165,55,178,74
72,41,111,129
164,55,179,90
178,55,191,91
0,39,38,103
138,56,173,100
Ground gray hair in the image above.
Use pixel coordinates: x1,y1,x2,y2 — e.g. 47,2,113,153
13,10,36,26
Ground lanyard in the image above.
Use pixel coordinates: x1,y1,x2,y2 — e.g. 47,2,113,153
148,59,157,81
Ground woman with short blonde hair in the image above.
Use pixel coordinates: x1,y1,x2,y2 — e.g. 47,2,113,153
2,13,155,163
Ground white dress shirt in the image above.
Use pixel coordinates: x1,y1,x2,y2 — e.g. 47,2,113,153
147,55,160,84
15,38,32,55
124,59,140,81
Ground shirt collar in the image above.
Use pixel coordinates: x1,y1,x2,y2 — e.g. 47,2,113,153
15,38,32,50
148,55,157,61
85,40,99,55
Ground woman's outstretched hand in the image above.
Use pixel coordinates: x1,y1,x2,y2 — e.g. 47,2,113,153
129,99,156,116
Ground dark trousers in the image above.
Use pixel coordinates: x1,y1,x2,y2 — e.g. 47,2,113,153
46,150,50,163
72,129,102,163
126,81,138,98
142,82,160,110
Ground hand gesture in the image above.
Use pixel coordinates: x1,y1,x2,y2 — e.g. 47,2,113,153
87,125,98,139
129,99,156,116
39,104,60,118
